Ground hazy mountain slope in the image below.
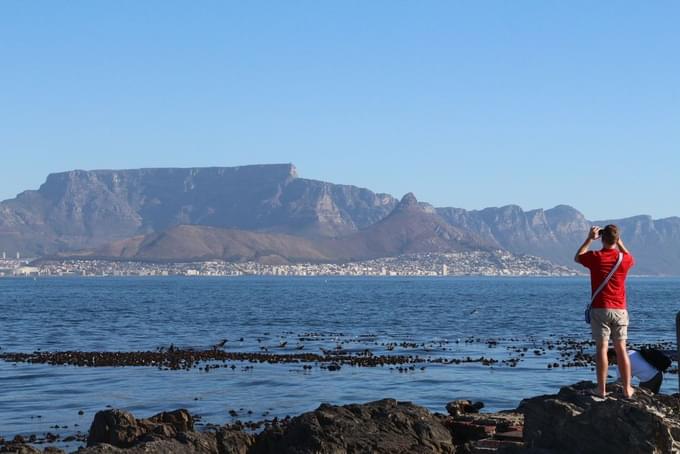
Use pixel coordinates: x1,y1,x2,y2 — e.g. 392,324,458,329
0,164,396,256
319,193,494,261
69,194,493,263
437,204,680,275
87,225,329,264
436,204,590,265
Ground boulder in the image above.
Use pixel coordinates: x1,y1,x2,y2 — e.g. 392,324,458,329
145,409,194,433
80,407,253,454
250,398,455,454
215,429,255,454
86,410,146,448
520,381,680,454
87,408,196,448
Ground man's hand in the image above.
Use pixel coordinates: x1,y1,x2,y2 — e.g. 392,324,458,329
575,227,598,263
588,226,601,240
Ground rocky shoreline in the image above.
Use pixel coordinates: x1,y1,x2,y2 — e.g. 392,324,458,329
1,381,678,454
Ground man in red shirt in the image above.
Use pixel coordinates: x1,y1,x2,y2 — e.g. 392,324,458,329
575,224,635,398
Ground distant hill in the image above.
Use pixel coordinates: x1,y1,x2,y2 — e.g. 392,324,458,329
2,164,679,274
86,225,328,264
70,194,494,263
318,193,494,261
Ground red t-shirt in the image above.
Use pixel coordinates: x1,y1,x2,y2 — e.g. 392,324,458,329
578,248,634,309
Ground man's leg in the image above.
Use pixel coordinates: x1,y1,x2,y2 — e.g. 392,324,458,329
595,340,609,397
613,339,634,397
591,309,611,397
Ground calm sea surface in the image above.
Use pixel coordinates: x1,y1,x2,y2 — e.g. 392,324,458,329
0,276,678,444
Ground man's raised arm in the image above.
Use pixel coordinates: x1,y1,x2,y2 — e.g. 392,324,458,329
617,237,631,255
574,226,600,263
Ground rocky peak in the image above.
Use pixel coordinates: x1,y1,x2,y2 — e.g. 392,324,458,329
545,204,587,221
395,192,421,211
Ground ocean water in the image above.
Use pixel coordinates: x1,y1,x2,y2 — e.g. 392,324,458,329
0,276,678,445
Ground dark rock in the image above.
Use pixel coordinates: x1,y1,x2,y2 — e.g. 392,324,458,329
77,432,219,454
496,448,554,454
448,420,495,444
250,398,455,453
520,381,680,453
0,444,41,454
80,407,255,454
326,362,341,372
443,409,523,449
136,424,176,443
215,429,255,454
86,409,146,448
145,409,194,433
445,400,484,417
43,448,67,454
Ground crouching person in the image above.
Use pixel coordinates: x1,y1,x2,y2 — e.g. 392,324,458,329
608,348,670,394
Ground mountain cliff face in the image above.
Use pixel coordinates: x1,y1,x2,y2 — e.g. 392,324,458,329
0,164,396,256
436,204,591,266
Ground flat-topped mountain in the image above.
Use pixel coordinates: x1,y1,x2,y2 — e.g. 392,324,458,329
0,164,396,256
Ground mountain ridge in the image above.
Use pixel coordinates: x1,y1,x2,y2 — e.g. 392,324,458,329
2,164,679,274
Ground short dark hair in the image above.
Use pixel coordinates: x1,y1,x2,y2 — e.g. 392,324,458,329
601,224,620,245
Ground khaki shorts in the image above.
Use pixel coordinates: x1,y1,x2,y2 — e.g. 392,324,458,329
590,309,628,342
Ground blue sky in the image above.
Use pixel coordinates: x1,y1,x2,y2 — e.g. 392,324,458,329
1,1,678,220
